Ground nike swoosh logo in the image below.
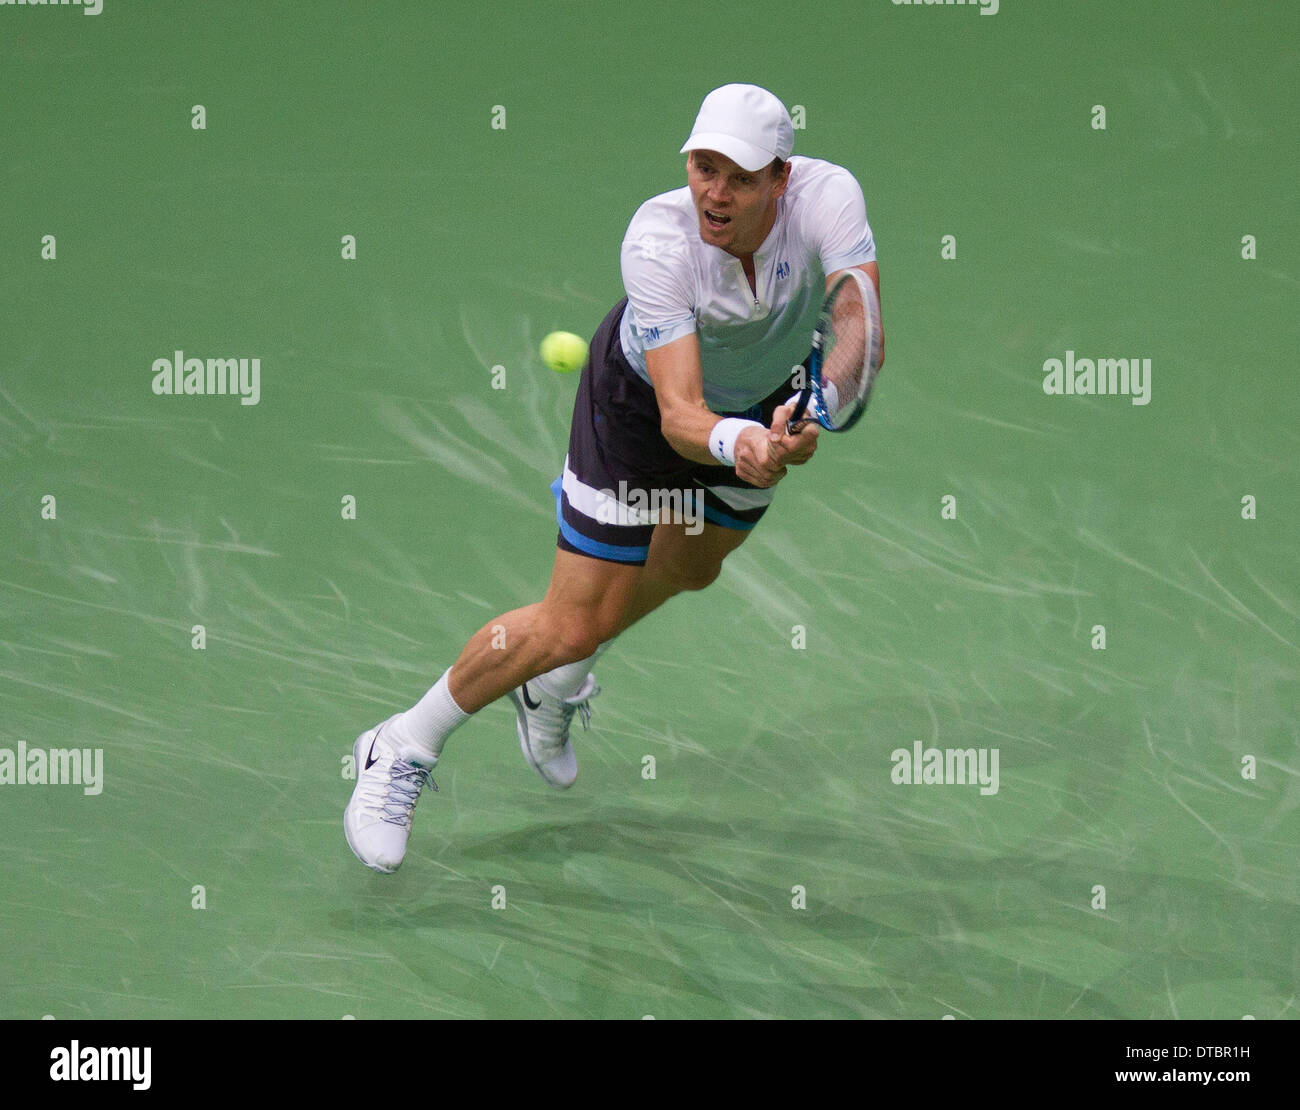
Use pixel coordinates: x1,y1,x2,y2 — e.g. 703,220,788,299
365,728,383,770
521,683,541,711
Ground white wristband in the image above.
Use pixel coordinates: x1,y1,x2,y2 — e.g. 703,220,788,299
708,417,764,466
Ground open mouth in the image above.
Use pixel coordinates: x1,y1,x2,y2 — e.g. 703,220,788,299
704,209,732,230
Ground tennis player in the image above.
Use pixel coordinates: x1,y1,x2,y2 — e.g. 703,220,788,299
346,83,883,872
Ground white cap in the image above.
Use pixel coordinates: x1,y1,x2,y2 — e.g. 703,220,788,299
679,84,794,173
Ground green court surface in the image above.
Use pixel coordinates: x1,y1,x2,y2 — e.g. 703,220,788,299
1,0,1296,1020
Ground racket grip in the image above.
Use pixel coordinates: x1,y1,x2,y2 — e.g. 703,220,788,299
786,386,812,436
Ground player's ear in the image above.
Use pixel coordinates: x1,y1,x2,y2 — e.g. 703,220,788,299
770,159,791,197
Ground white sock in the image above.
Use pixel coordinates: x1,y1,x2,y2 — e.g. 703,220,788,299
535,641,611,699
386,668,469,766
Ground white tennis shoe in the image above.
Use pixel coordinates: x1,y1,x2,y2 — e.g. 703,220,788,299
508,673,600,789
344,715,436,874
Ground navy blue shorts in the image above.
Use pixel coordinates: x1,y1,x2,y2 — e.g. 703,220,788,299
553,298,801,566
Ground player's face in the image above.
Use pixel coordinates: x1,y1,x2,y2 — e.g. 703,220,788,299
687,150,788,257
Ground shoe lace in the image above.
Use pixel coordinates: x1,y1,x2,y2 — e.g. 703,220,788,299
381,761,436,827
560,682,601,734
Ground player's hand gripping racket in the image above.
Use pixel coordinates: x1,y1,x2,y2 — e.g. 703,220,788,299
786,268,883,435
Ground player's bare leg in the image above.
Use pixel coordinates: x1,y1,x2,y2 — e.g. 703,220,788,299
446,549,641,713
612,520,751,635
497,521,752,788
345,523,750,869
345,549,641,870
396,521,749,751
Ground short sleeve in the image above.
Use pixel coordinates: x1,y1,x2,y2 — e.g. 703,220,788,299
800,166,876,275
620,210,697,350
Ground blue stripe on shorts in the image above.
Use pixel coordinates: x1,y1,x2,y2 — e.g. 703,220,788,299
701,503,758,531
551,476,651,563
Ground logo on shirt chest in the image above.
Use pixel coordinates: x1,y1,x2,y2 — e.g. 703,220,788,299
775,260,790,280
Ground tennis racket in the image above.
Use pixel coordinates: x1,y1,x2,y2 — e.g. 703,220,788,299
786,268,883,435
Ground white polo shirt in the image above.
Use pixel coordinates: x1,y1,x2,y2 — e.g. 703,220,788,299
618,155,876,412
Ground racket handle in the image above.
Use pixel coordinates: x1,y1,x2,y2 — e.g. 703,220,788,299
786,386,813,436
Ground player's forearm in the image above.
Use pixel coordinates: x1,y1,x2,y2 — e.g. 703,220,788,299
659,402,729,465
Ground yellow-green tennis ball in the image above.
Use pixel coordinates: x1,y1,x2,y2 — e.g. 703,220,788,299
541,331,588,374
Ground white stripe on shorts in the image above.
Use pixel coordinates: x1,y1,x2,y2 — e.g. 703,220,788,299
700,481,775,512
562,457,658,526
562,456,774,525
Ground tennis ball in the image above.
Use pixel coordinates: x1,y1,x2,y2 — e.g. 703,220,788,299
540,331,588,374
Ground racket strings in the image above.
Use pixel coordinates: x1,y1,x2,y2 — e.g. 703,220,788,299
819,284,870,425
787,270,880,436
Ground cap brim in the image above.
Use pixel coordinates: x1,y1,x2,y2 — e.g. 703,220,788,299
680,133,772,173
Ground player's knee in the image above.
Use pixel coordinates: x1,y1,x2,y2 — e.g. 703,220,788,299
661,559,723,594
548,614,606,666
